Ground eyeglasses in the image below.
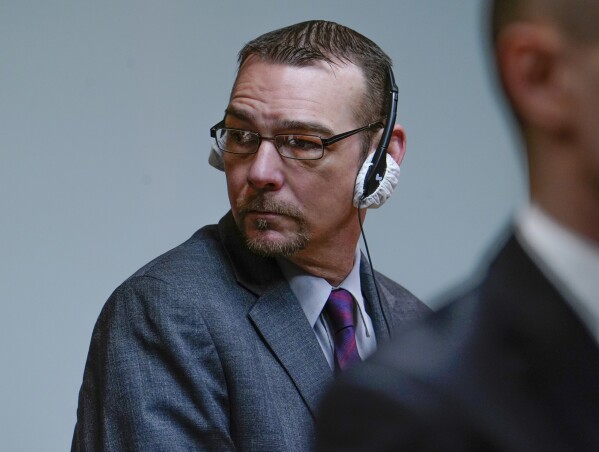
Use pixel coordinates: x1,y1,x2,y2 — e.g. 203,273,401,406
210,120,383,161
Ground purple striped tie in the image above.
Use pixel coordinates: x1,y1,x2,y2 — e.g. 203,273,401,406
325,288,361,372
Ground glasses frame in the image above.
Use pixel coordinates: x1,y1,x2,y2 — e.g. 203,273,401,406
210,120,383,161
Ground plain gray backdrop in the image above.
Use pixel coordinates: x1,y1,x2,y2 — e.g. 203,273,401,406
1,1,525,450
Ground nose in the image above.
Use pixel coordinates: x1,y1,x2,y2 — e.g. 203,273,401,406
246,138,285,191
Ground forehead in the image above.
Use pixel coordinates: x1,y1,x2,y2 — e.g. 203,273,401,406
227,58,366,131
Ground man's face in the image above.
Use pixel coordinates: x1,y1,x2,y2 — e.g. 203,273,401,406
223,57,369,259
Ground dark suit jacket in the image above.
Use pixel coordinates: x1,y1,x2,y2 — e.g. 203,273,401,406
317,233,599,451
72,212,428,451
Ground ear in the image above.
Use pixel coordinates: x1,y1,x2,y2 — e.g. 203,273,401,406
497,22,570,132
386,124,406,166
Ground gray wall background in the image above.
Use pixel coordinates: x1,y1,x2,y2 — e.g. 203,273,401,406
1,1,525,450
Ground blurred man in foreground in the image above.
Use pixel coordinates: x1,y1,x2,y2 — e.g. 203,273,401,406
317,1,599,450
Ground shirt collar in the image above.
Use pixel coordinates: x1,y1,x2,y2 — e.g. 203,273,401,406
516,203,599,338
277,246,364,328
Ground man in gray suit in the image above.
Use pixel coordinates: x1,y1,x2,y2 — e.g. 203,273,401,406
72,20,429,451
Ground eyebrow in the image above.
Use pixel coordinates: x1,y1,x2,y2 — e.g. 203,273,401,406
225,108,335,137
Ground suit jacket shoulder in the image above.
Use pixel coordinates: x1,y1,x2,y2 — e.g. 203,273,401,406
318,233,599,451
74,212,428,451
74,213,324,451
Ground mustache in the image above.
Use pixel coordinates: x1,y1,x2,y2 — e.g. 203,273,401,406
236,196,305,221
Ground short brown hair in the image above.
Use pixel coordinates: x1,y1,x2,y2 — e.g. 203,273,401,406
237,20,393,132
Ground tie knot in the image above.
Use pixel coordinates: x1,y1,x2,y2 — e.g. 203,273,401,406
325,288,355,333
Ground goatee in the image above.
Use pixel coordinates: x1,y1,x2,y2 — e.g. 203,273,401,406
236,196,309,257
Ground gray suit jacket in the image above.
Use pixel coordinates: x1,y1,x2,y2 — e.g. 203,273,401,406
72,212,428,451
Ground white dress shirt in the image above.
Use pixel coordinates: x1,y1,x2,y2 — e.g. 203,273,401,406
277,246,377,370
517,204,599,343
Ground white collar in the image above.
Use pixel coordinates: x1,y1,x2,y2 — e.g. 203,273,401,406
516,204,599,340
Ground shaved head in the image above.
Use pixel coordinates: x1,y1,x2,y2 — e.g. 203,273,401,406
491,0,599,44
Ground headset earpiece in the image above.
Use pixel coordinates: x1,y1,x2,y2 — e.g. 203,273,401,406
360,67,399,202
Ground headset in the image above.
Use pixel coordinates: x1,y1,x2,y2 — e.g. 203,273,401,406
357,66,398,338
359,66,399,201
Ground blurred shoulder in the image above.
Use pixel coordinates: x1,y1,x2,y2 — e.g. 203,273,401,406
366,282,482,384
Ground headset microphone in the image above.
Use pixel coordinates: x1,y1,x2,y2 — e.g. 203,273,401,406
360,66,399,200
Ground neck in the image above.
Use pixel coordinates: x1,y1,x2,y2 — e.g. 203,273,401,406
528,139,599,245
533,191,599,245
287,236,360,287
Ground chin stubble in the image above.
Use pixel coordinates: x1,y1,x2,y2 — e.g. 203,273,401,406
237,196,310,257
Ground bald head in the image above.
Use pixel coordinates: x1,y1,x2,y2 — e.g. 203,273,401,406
490,0,599,128
490,0,599,243
491,0,599,44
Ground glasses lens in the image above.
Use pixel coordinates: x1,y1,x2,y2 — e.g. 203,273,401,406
276,135,323,160
217,129,260,154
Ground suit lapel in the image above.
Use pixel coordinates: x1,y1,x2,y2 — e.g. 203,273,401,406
481,234,599,443
249,283,333,417
360,257,392,342
218,212,333,417
484,235,599,378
